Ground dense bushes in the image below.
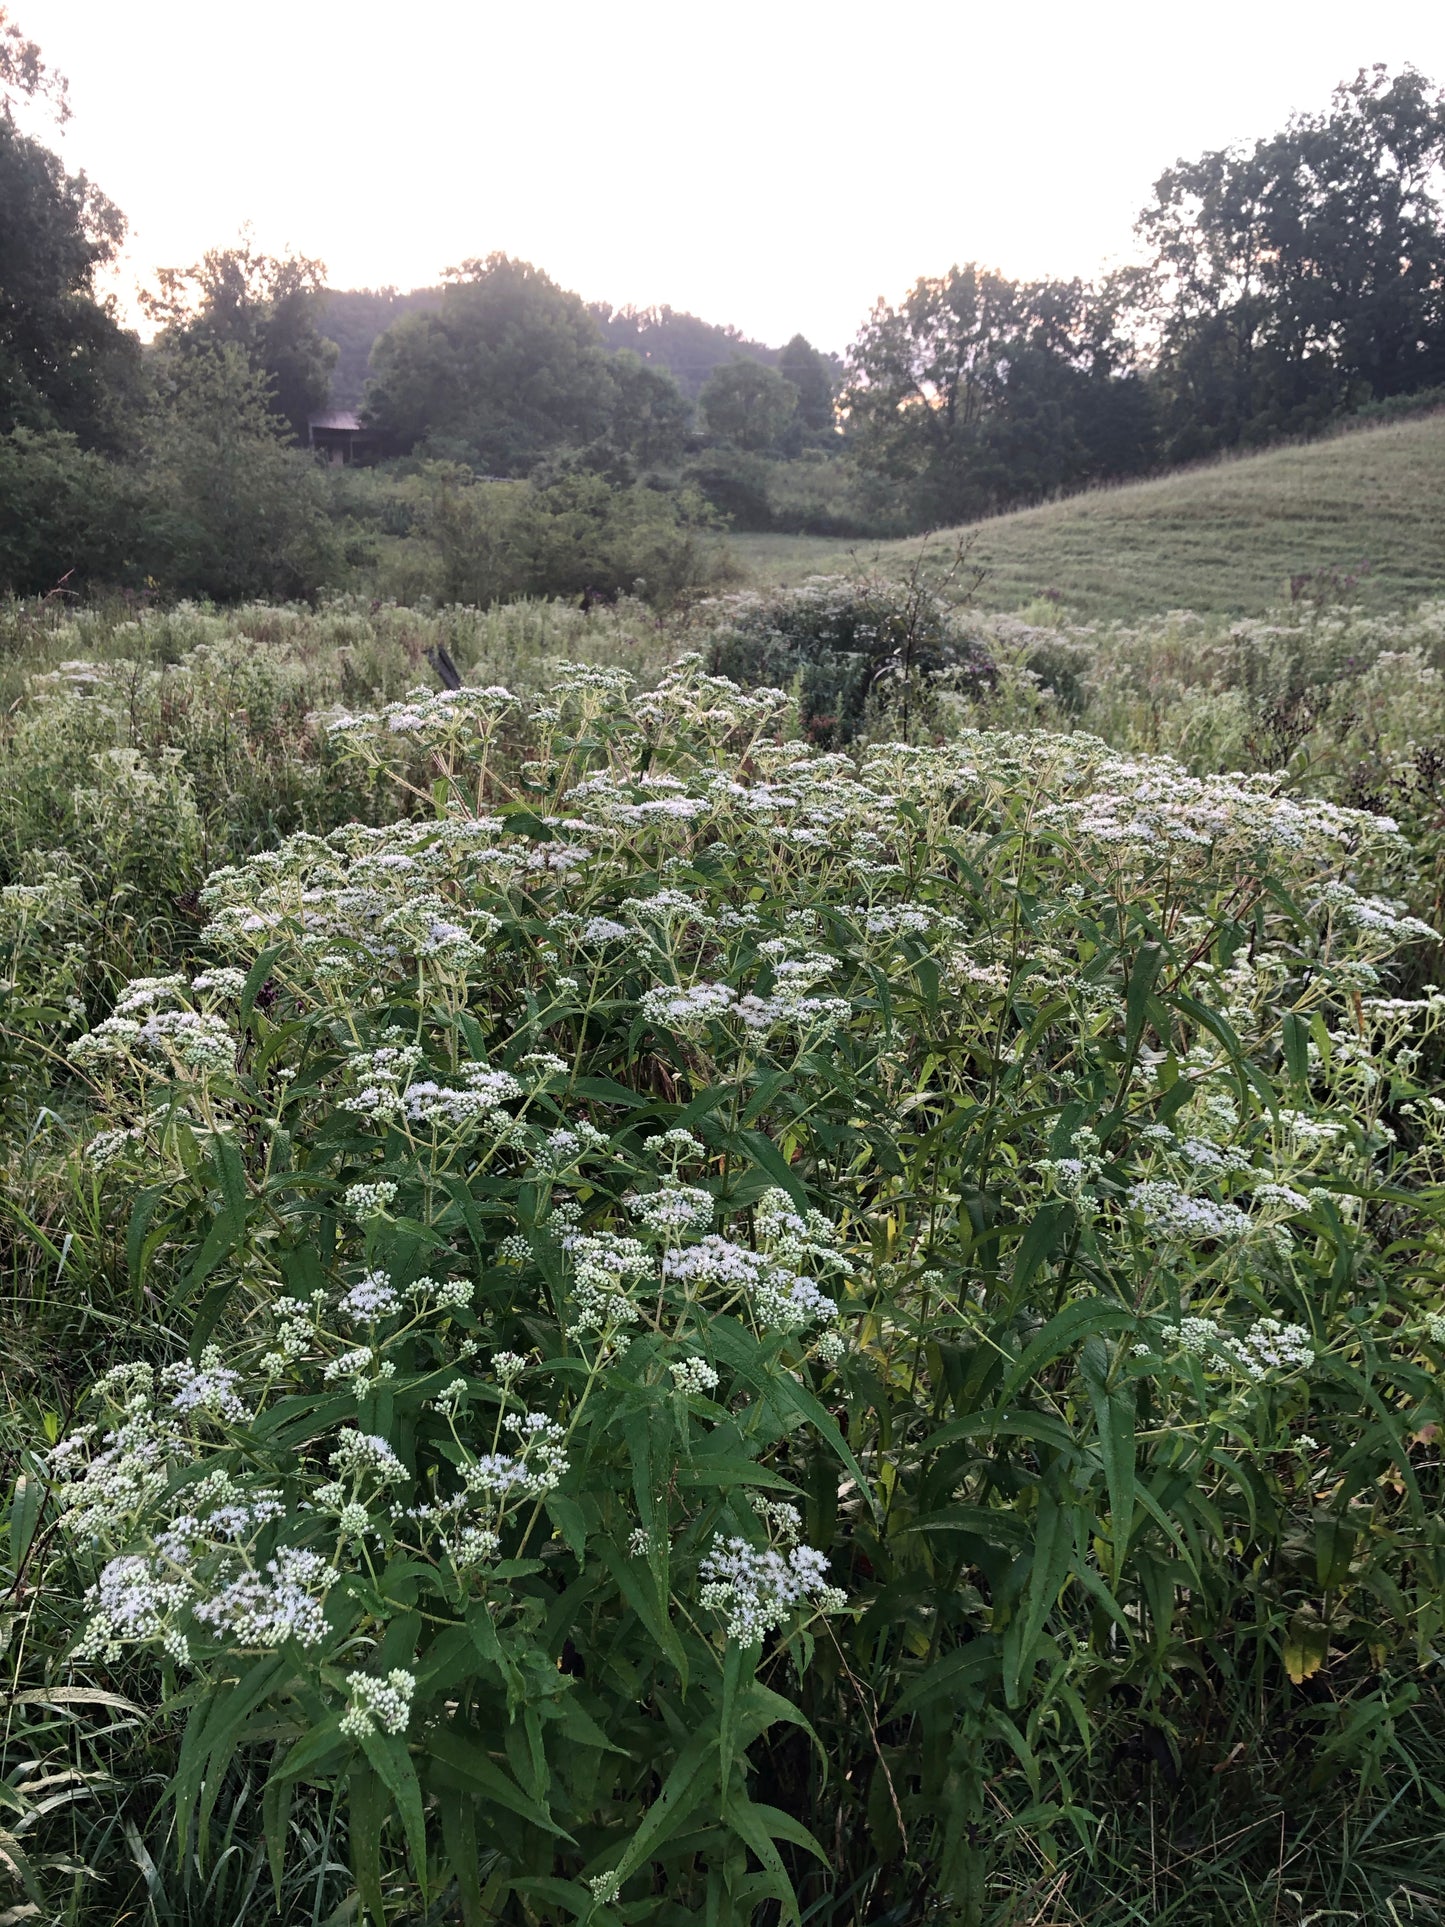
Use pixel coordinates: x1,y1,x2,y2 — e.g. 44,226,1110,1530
406,466,727,607
0,350,340,601
5,645,1445,1924
682,452,892,539
0,426,142,592
703,573,997,744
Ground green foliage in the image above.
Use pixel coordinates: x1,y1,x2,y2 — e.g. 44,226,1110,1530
141,345,341,600
0,116,136,449
588,350,692,475
0,2,69,119
681,453,898,541
145,238,339,443
363,256,690,479
1141,65,1445,460
844,265,1158,524
588,304,778,401
699,357,798,453
776,335,835,436
408,465,727,607
6,644,1444,1924
703,569,997,743
320,285,445,408
681,450,775,533
0,426,142,593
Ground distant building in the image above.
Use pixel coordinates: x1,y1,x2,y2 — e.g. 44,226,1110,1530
307,410,377,465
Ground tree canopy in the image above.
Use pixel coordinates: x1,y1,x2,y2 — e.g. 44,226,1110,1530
589,303,777,398
0,116,135,447
0,4,68,120
144,238,338,442
362,255,693,477
778,334,835,434
699,357,798,452
844,265,1156,524
1139,65,1445,458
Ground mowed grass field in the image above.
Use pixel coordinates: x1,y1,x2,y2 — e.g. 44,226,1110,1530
728,408,1445,618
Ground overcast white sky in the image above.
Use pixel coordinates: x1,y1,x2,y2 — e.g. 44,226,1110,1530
19,0,1445,352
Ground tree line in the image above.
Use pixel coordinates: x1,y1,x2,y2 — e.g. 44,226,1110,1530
3,13,1445,597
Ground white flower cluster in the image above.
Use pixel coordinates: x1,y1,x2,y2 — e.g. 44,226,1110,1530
68,1006,236,1078
189,1545,337,1649
533,1119,609,1173
564,1230,651,1336
461,1412,569,1499
1235,1317,1315,1378
627,1183,715,1239
1127,1180,1253,1244
661,1234,838,1334
1313,881,1437,946
699,1535,846,1645
340,1667,416,1739
72,1555,191,1663
639,974,850,1040
165,1346,250,1424
73,1501,337,1666
340,1046,523,1138
1034,751,1403,874
669,1357,720,1396
329,1428,407,1482
404,1065,524,1135
343,1178,397,1219
1158,1313,1314,1378
1159,1315,1221,1357
50,1366,181,1539
339,1269,401,1322
1037,1125,1105,1197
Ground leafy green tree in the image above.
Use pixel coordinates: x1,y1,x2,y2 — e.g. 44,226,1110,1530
142,343,339,600
0,118,136,448
596,350,692,471
778,333,835,433
318,284,444,407
845,265,1154,524
699,356,798,451
0,426,140,591
588,301,776,398
363,254,620,473
145,237,339,442
1139,65,1445,457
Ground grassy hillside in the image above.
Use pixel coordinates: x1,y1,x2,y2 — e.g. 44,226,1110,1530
728,409,1445,617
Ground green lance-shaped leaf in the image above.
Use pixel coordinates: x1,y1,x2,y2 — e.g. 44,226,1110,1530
1003,1483,1073,1707
1079,1333,1136,1572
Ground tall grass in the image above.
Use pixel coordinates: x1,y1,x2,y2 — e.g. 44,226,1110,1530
726,408,1445,621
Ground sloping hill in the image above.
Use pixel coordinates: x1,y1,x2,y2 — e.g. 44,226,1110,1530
730,409,1445,619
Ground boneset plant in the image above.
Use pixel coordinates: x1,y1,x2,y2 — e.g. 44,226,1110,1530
24,660,1445,1923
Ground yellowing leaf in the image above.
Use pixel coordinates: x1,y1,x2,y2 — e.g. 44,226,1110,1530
1284,1608,1330,1685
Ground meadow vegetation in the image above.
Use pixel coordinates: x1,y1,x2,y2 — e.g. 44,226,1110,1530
730,406,1445,620
5,17,1445,1927
3,576,1445,1926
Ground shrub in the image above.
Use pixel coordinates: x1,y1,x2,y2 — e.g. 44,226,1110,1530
141,345,341,602
18,661,1445,1924
0,426,143,594
415,466,728,608
681,451,775,532
703,573,997,743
